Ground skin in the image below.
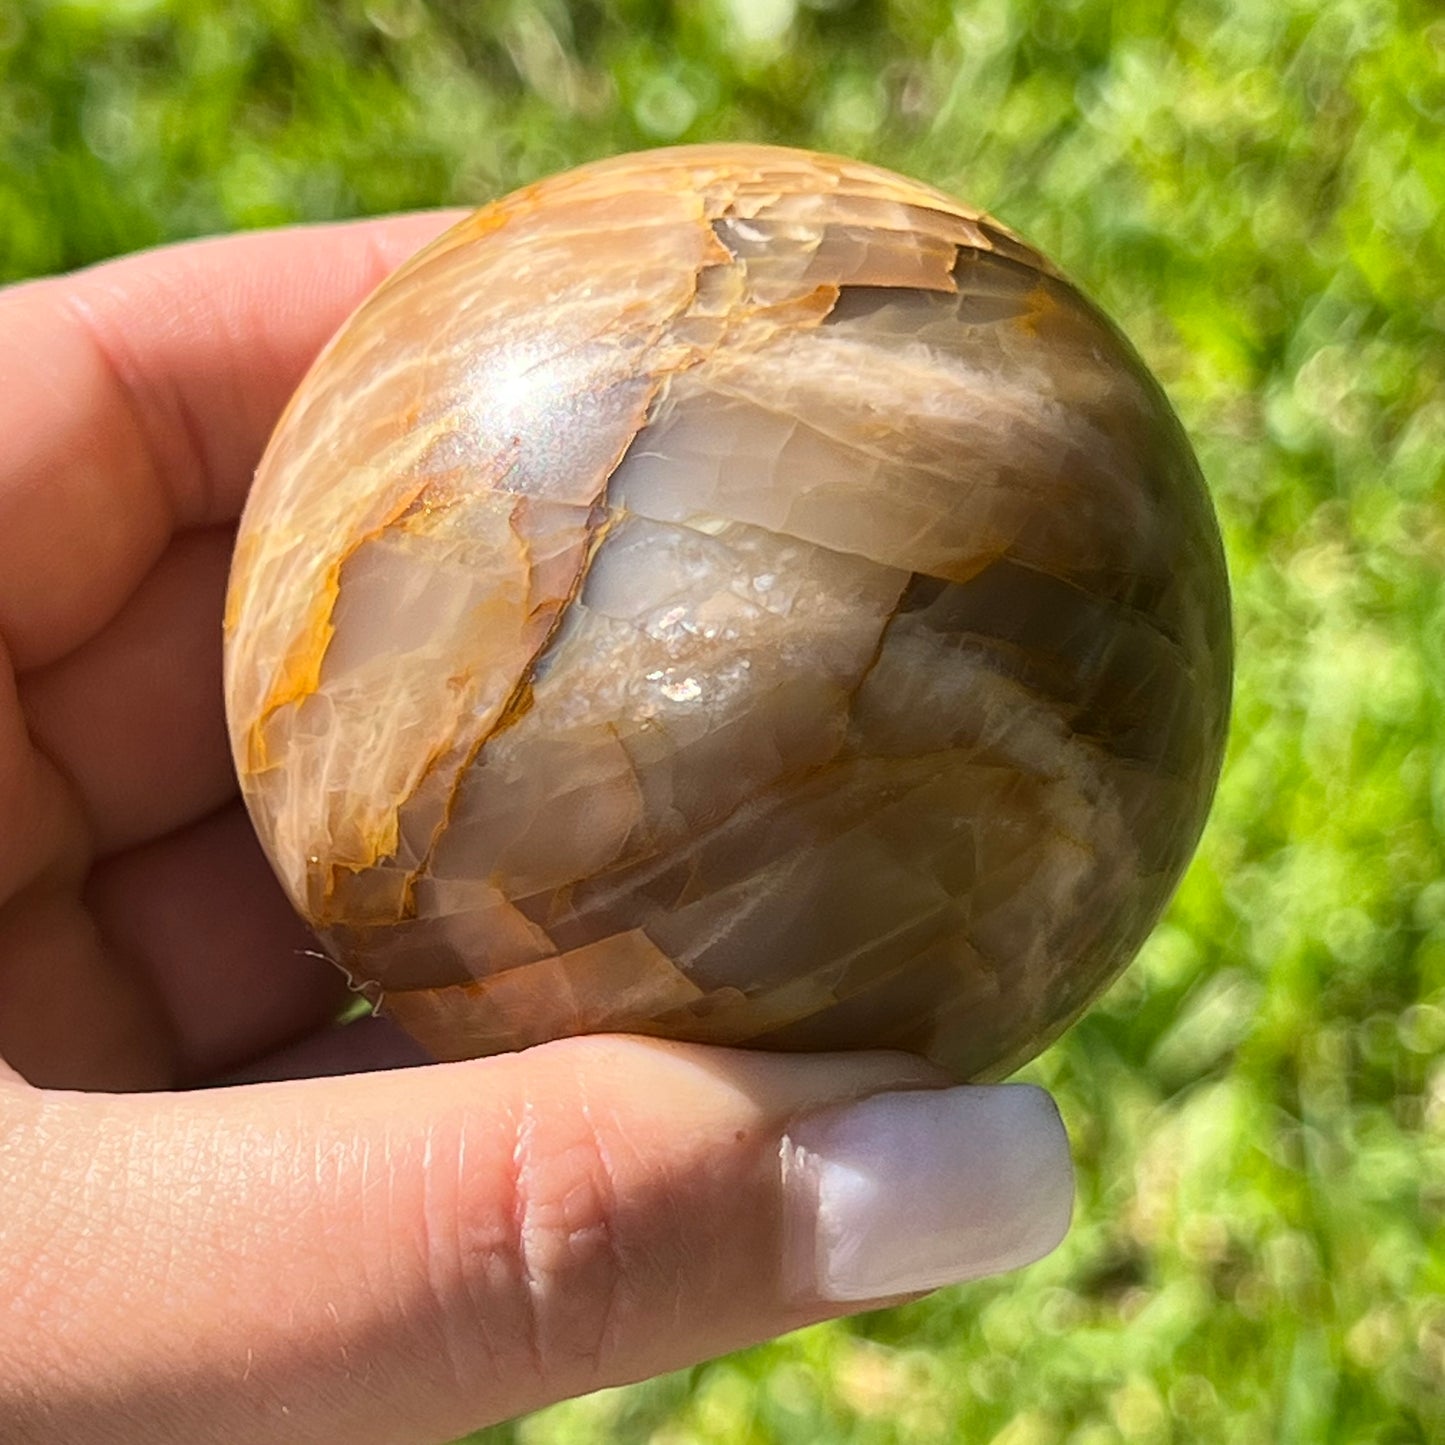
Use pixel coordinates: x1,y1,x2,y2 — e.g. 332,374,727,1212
0,216,971,1445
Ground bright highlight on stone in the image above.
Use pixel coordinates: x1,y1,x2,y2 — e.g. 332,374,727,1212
223,144,1232,1079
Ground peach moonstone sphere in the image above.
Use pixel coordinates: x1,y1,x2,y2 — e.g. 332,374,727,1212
224,144,1231,1080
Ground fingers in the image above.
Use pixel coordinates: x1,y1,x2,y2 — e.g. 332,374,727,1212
0,887,176,1092
0,632,84,906
221,1013,434,1083
0,1041,1073,1445
20,527,235,856
0,804,342,1092
84,804,345,1085
0,211,464,671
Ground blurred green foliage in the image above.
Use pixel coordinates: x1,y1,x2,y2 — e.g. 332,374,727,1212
4,0,1442,1440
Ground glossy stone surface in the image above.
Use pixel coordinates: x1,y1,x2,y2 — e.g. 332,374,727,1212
223,144,1231,1080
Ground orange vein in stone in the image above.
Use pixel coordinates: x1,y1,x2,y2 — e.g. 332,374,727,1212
244,473,433,775
392,503,626,924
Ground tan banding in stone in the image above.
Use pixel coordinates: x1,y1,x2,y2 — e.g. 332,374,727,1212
224,145,1231,1078
383,929,705,1061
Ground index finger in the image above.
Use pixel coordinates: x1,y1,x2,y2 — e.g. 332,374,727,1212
0,212,465,671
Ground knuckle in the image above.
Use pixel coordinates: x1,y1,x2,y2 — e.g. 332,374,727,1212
409,1078,633,1396
506,1085,628,1385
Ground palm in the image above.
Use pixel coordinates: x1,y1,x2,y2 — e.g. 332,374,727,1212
0,216,457,1089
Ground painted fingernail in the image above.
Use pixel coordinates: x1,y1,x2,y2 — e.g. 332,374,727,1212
781,1084,1074,1303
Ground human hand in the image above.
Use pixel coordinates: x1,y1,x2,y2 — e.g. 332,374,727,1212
0,220,1073,1444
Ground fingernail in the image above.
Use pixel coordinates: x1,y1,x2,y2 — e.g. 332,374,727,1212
781,1084,1074,1302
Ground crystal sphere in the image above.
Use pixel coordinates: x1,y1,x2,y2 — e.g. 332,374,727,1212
224,145,1231,1080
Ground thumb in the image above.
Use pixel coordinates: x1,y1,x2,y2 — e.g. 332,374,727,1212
2,1037,1071,1445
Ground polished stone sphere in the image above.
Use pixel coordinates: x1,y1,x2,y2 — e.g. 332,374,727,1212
224,144,1231,1080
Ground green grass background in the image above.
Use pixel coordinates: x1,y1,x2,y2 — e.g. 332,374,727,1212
4,1,1442,1440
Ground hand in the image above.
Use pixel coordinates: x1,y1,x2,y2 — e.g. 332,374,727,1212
0,221,1074,1445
